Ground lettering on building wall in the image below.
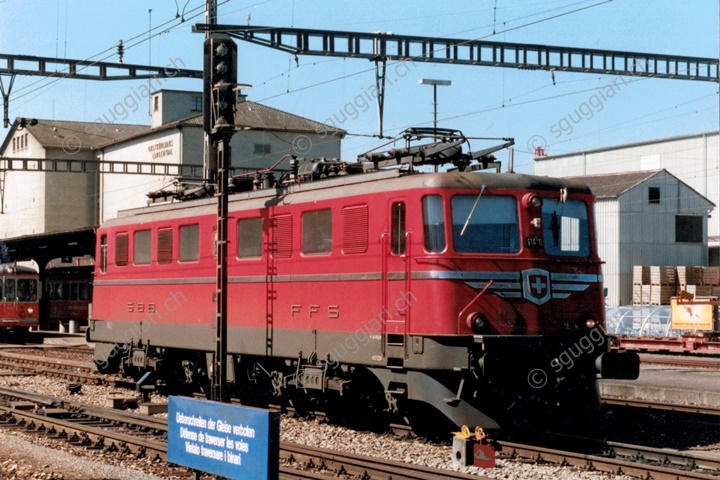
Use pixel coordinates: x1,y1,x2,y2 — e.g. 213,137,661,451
148,140,174,159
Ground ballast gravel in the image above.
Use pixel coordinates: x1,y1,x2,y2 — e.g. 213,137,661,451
0,368,635,480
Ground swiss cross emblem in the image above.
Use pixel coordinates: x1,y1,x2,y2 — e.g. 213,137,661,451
522,268,551,305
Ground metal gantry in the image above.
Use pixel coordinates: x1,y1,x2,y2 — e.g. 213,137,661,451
0,53,203,127
0,156,208,177
199,25,718,82
194,24,719,136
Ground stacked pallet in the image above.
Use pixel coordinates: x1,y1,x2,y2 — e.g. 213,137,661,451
632,266,650,305
677,266,703,287
650,266,676,305
632,265,676,305
703,267,720,287
702,267,720,297
632,265,720,305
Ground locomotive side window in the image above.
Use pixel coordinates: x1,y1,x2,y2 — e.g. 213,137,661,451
391,202,406,255
272,215,293,258
100,235,108,273
134,230,151,265
342,205,368,254
238,218,263,258
4,279,15,301
542,199,590,256
179,224,200,262
115,233,129,266
157,228,173,264
422,195,446,253
17,279,37,301
69,282,79,301
302,209,332,255
451,195,520,253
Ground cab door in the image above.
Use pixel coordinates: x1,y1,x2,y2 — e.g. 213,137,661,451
382,199,411,361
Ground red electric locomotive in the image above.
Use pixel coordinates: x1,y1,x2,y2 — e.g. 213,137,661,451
0,263,40,339
88,129,638,431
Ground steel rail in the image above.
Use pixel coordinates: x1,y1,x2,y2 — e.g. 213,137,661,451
602,396,720,416
497,440,720,480
2,384,720,479
0,351,128,387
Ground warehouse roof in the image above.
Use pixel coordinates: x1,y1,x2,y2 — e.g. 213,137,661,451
0,118,150,154
565,169,714,206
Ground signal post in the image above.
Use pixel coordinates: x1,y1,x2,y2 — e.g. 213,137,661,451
204,33,238,403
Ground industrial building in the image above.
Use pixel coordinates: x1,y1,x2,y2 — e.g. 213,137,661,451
565,169,714,307
0,90,345,239
534,131,719,267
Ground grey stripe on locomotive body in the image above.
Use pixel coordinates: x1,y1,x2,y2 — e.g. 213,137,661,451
101,170,593,227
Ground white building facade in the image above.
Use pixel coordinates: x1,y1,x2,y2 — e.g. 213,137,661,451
567,170,713,307
0,90,345,237
534,132,720,265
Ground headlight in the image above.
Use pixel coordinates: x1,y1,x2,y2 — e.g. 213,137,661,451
584,318,597,329
27,308,34,315
466,312,487,333
522,193,543,209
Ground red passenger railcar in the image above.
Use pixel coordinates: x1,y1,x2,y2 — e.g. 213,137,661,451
88,131,638,431
44,265,93,330
0,263,40,336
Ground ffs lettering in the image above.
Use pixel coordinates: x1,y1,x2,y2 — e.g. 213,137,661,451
291,304,340,319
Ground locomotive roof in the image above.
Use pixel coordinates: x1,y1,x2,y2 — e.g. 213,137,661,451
105,170,591,226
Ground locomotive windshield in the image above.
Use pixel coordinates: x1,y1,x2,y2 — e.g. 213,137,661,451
542,199,590,257
2,277,38,301
451,195,520,253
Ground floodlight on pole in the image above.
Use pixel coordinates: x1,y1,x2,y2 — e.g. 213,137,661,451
419,78,451,133
419,79,451,172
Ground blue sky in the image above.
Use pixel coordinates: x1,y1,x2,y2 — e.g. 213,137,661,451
0,0,717,173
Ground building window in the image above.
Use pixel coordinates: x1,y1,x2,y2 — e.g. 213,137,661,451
12,138,15,151
153,96,160,112
179,224,200,262
676,215,703,243
648,187,660,204
254,143,271,155
302,209,332,255
238,218,263,258
115,233,129,266
191,96,202,112
134,230,151,265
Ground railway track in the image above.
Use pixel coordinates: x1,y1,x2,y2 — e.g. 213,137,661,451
0,350,128,387
639,354,720,369
495,439,720,480
1,384,720,479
